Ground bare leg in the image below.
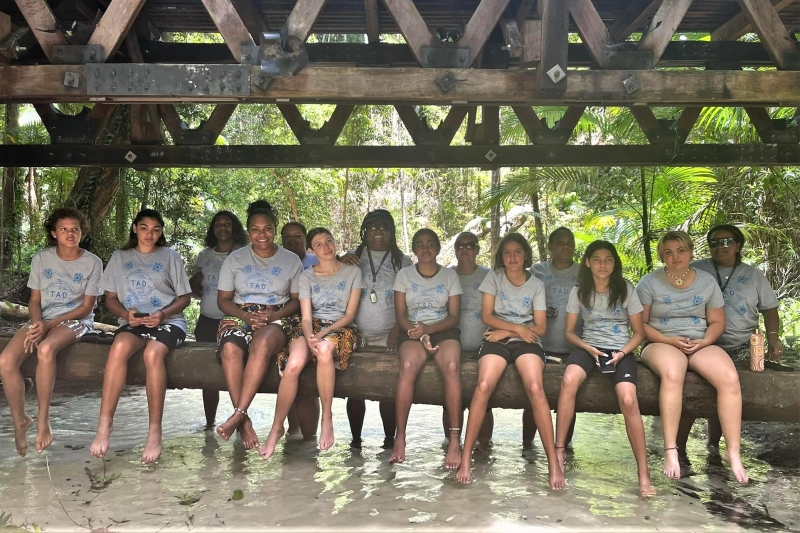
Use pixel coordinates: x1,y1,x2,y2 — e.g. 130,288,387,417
642,343,688,480
259,338,309,460
433,340,463,469
379,401,397,448
688,346,748,483
516,354,565,490
141,340,171,464
346,398,366,446
676,415,695,456
287,403,301,436
315,341,336,450
615,382,656,497
91,333,146,458
0,328,35,456
216,342,246,440
555,364,587,471
202,389,219,428
32,325,78,453
456,354,507,483
477,410,494,447
522,407,536,447
707,415,723,449
390,342,427,464
295,396,320,440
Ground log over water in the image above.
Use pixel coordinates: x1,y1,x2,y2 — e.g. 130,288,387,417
3,338,798,423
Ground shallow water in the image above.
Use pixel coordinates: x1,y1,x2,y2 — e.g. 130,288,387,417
0,384,798,532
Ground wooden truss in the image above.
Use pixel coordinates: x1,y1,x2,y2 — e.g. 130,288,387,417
0,0,798,168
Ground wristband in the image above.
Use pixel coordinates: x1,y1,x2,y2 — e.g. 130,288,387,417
158,310,165,320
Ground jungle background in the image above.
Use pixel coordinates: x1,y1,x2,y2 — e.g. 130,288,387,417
1,34,798,349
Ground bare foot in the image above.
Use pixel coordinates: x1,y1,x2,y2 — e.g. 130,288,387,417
445,438,461,469
90,423,113,459
455,460,472,484
319,416,334,451
141,431,163,464
13,416,34,457
239,418,259,450
639,470,657,498
35,420,53,453
663,447,681,480
216,410,246,441
258,426,285,461
555,446,567,472
722,449,749,484
389,438,406,464
549,462,566,490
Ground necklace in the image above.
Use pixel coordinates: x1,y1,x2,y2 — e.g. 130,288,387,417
665,267,691,287
416,264,440,280
250,244,276,270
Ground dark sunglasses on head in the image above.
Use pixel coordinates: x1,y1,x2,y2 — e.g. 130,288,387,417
455,242,478,250
709,237,736,248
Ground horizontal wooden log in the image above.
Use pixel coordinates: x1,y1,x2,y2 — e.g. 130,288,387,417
0,143,797,168
1,66,799,106
3,337,797,423
0,302,117,332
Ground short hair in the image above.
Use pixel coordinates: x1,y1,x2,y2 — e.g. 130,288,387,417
657,230,694,260
246,200,278,228
412,228,441,254
306,227,333,250
455,231,479,247
44,207,89,246
707,224,745,263
281,221,308,237
204,211,247,248
548,226,574,244
494,233,533,270
122,209,167,250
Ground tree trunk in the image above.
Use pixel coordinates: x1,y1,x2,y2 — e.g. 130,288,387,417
275,173,300,221
490,168,501,256
531,186,546,261
342,167,349,248
640,167,653,271
400,169,409,253
25,166,40,244
1,103,22,270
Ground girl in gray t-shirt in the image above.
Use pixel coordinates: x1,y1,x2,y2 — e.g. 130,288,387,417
90,209,192,466
556,240,655,498
1,208,101,456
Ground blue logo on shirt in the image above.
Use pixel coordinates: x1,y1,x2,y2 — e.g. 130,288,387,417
692,296,703,305
338,281,347,291
612,324,622,334
151,296,162,307
314,284,321,293
124,262,133,270
436,284,445,294
659,317,670,325
737,276,748,285
411,283,418,293
272,267,282,276
244,265,253,273
691,317,702,324
44,268,53,279
522,297,532,308
73,273,83,283
662,296,672,304
152,262,164,272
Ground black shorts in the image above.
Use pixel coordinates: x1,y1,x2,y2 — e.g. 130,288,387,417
194,314,221,343
477,340,545,364
399,327,461,349
566,347,637,385
114,323,186,350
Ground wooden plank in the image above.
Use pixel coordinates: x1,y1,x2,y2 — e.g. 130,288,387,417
129,103,164,144
3,66,800,106
744,106,778,142
200,103,238,138
521,19,542,65
460,0,512,65
0,11,11,42
537,0,570,97
13,0,68,62
4,337,796,422
610,0,663,42
87,0,147,62
318,104,355,143
637,0,695,68
675,106,702,143
382,0,436,65
157,104,184,142
569,0,613,68
231,0,267,43
364,0,380,43
200,0,256,62
511,105,545,141
711,0,795,42
437,106,470,144
514,0,537,30
284,0,329,41
733,0,798,69
630,105,673,143
277,103,310,141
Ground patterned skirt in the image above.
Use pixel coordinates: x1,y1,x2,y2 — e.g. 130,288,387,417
216,303,301,363
277,318,359,373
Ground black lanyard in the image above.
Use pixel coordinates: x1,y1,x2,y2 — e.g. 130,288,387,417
712,262,738,293
367,249,391,283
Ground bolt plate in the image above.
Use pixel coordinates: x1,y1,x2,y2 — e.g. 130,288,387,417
87,64,251,97
421,46,470,68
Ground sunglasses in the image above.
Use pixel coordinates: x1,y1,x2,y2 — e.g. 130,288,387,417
709,237,736,248
455,242,478,250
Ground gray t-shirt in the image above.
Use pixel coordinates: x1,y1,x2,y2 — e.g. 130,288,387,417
100,247,192,332
217,245,302,306
566,281,643,350
354,249,413,339
479,269,547,328
299,263,365,322
393,265,463,325
27,247,102,323
455,265,491,351
532,261,581,353
193,247,233,319
693,259,779,348
636,268,725,340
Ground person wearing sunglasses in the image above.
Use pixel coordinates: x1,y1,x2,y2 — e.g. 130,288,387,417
676,224,782,458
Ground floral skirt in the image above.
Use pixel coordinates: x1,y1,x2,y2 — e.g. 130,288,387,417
216,303,300,364
277,318,359,373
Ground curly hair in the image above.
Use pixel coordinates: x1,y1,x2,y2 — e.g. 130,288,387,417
204,211,247,248
44,207,90,246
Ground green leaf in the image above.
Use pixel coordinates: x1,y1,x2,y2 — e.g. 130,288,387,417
232,489,244,501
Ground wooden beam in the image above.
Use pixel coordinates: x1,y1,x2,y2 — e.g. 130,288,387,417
200,103,238,138
514,0,537,30
13,0,68,62
437,106,470,144
711,0,795,42
395,105,468,145
284,0,329,41
460,0,512,65
364,0,380,43
86,0,147,62
745,106,776,143
675,106,702,143
511,105,544,141
521,19,542,65
231,0,267,43
514,105,586,144
129,103,164,144
0,11,11,42
630,106,675,143
637,0,695,68
733,0,798,69
609,0,662,42
157,104,185,142
278,104,354,144
200,0,256,62
381,0,436,65
317,104,355,144
277,103,310,141
537,0,570,97
569,0,613,68
5,337,799,422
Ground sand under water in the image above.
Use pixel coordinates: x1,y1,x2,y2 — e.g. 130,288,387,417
0,384,798,532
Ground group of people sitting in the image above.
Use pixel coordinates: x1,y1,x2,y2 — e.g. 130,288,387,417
0,200,784,496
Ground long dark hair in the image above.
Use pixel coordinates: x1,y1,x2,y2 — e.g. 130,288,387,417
577,240,627,310
204,210,247,248
707,224,745,264
44,207,89,246
493,233,533,270
411,228,441,254
246,200,278,228
354,209,405,271
121,209,167,250
306,227,333,249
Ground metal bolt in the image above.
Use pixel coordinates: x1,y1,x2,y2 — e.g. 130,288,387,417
219,83,225,91
204,85,209,92
90,49,97,59
128,69,132,77
56,49,62,56
459,54,466,64
111,69,116,77
144,69,149,76
144,83,150,90
94,69,100,77
95,82,100,90
236,83,241,92
127,84,133,91
111,82,117,90
236,71,242,79
553,70,560,79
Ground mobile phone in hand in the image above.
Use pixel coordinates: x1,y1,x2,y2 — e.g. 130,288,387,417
598,351,616,373
133,312,149,318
